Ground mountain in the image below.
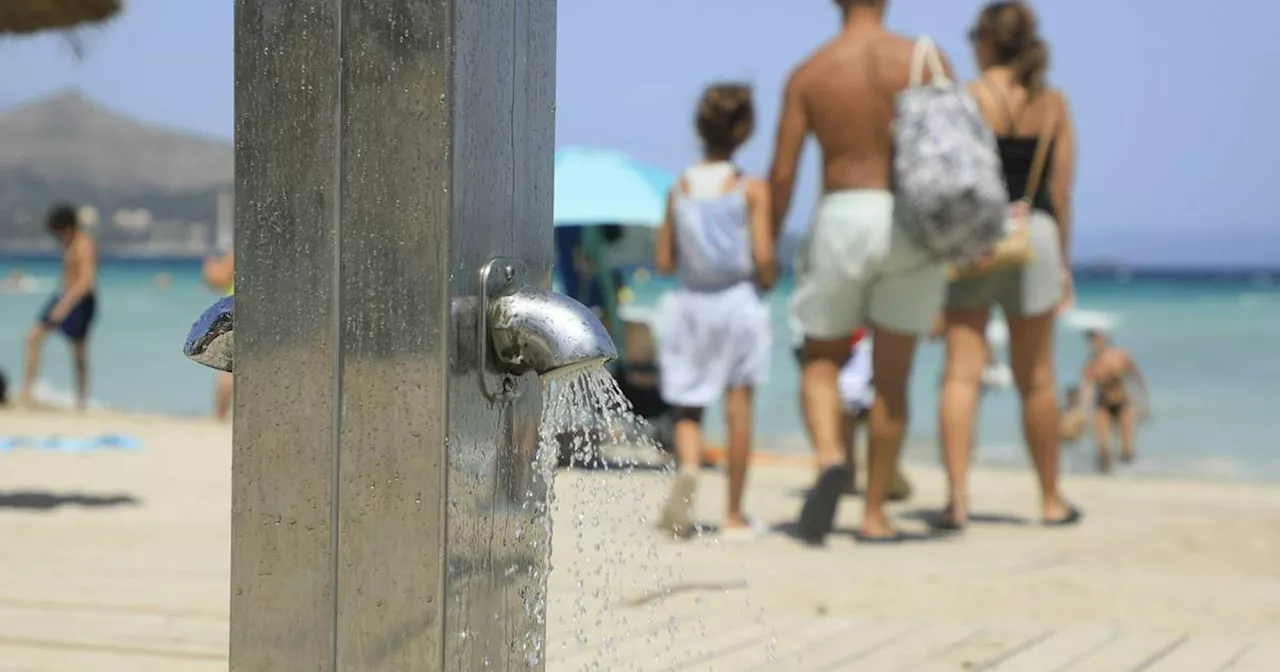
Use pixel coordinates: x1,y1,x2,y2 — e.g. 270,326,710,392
0,90,232,254
0,89,231,192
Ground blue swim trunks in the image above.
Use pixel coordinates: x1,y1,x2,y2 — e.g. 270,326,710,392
39,292,97,341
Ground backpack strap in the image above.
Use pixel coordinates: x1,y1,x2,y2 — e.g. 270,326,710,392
909,37,950,88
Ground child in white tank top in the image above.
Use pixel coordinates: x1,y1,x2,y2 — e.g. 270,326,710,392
654,84,777,541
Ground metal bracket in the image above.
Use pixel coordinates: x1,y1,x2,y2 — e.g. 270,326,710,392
477,257,527,403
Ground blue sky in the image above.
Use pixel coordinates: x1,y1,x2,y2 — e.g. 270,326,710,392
2,0,1277,266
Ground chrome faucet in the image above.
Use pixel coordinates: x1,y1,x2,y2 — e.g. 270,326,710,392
477,258,616,400
181,259,616,393
183,294,235,373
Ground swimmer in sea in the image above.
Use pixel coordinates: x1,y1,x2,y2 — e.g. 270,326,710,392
1078,329,1149,473
0,269,33,294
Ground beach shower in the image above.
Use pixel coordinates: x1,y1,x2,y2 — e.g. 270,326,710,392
201,1,582,668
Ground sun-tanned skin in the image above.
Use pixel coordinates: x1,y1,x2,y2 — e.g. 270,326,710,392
768,0,956,540
1080,331,1149,472
21,211,98,410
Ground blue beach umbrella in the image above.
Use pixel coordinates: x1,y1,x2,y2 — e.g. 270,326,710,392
552,147,676,350
553,146,676,228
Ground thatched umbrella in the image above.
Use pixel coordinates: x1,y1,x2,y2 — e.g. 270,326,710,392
0,0,121,36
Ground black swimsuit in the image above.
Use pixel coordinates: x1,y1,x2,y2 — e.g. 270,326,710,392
1095,376,1129,418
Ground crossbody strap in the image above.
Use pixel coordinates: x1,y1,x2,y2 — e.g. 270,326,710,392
1022,91,1059,205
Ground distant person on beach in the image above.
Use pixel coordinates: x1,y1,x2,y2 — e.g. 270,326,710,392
655,83,776,540
0,269,34,294
1080,329,1149,473
788,323,914,500
19,204,98,410
203,251,235,421
768,0,954,544
1059,385,1086,443
933,1,1080,531
0,369,9,407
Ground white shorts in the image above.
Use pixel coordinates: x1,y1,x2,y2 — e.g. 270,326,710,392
657,282,771,408
791,190,948,339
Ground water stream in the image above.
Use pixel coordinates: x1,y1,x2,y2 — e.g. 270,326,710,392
526,364,774,669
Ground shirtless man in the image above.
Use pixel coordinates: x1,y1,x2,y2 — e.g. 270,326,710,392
1079,330,1149,473
769,0,955,543
21,204,99,410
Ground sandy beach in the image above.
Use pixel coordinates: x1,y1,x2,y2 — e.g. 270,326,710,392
2,407,1279,670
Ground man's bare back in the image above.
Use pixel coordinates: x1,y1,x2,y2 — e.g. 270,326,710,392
770,17,954,232
794,30,920,191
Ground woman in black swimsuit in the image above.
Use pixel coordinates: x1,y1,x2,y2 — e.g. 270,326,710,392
933,1,1080,531
1082,330,1149,472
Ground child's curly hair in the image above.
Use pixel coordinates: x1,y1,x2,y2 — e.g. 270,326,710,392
695,83,755,157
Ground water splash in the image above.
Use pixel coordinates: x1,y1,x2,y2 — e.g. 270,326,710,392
532,365,685,669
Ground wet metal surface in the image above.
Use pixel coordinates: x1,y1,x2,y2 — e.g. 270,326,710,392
183,295,234,373
233,0,557,670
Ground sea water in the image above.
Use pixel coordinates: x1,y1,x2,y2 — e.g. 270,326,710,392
2,258,1278,482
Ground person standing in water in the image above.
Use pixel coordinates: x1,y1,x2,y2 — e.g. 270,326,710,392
933,1,1080,531
768,0,955,544
655,83,777,540
20,204,98,410
202,250,235,421
1080,329,1149,472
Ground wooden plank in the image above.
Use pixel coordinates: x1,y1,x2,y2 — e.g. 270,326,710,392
1220,638,1280,671
815,624,982,670
0,638,224,672
644,616,806,671
547,600,705,661
988,627,1118,672
1064,632,1187,672
549,607,796,672
696,616,862,671
907,626,1052,672
1142,635,1258,671
755,621,922,672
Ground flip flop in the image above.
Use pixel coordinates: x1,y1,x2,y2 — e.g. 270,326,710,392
927,505,966,533
1044,506,1083,527
798,465,850,545
658,471,698,538
853,531,908,544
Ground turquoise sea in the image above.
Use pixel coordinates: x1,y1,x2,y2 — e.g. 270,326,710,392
3,258,1278,483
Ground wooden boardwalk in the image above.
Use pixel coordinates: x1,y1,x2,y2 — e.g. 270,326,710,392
2,413,1280,670
547,609,1276,671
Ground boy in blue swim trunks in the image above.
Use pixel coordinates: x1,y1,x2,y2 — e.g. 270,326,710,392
20,204,99,410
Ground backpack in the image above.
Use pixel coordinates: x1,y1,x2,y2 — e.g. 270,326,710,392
893,37,1008,265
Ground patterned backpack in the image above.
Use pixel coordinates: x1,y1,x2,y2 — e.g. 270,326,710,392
893,37,1008,265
